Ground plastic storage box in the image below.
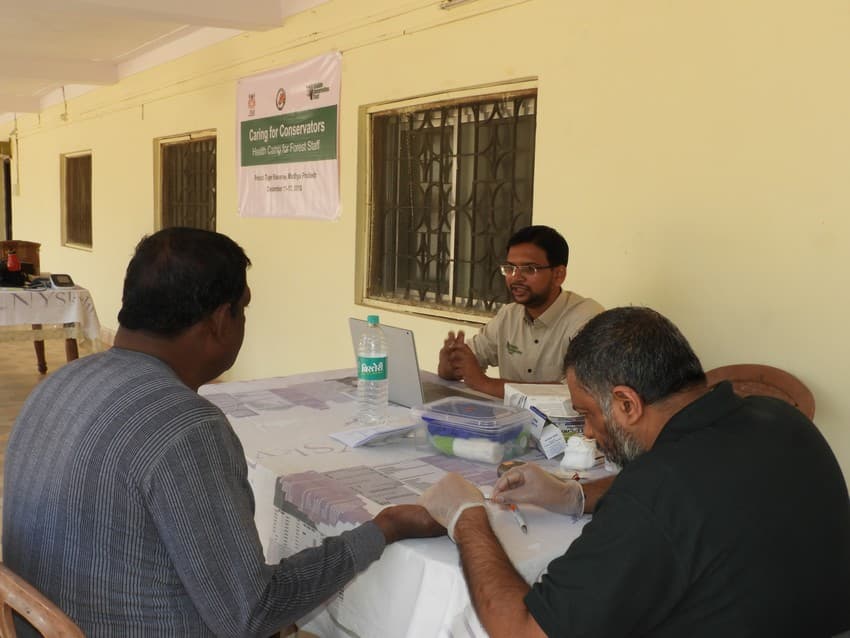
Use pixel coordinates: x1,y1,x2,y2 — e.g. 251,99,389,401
411,397,532,464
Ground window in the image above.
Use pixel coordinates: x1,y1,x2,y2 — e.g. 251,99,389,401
364,87,536,318
157,133,216,230
61,152,92,248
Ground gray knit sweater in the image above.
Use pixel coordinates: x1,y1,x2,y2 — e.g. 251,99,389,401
3,348,384,637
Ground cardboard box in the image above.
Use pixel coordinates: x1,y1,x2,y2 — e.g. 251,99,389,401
504,383,583,430
503,383,574,418
505,383,585,458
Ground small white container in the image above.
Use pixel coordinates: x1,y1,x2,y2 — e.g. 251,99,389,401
560,435,598,470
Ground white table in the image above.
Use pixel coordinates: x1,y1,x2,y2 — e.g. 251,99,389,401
0,287,101,372
200,370,599,638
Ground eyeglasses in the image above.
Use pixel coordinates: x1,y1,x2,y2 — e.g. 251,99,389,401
499,264,556,277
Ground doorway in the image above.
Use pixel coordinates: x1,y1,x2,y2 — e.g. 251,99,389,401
1,157,10,240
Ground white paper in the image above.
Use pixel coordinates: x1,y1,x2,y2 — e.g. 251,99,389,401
329,422,419,447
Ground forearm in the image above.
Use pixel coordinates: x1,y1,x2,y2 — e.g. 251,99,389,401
453,508,546,638
260,524,384,625
463,373,506,398
582,475,616,513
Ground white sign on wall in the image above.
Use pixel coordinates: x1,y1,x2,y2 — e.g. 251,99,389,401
236,51,341,220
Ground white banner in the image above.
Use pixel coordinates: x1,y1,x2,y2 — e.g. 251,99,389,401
236,52,341,220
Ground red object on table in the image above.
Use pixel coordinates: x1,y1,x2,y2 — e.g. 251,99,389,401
6,250,20,271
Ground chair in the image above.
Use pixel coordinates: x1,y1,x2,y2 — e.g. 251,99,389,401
0,240,41,275
0,563,84,637
704,364,815,420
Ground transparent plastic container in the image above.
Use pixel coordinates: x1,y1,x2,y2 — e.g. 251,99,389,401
411,397,532,464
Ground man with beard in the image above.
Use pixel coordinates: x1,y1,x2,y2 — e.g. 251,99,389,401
437,225,602,398
420,307,850,638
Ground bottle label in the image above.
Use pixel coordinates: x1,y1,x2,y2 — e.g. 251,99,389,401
357,355,387,381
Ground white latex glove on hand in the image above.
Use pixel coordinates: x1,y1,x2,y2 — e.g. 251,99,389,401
418,472,485,541
491,463,585,516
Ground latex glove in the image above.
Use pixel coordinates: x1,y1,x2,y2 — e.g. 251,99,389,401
491,463,585,516
418,472,486,541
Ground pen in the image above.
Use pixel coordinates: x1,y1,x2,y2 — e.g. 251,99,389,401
508,503,528,534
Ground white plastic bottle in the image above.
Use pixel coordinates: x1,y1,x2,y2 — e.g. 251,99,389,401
356,314,389,425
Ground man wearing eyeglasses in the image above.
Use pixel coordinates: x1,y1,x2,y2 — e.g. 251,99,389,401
438,225,603,398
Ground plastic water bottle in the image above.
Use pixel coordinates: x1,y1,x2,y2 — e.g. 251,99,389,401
357,315,389,426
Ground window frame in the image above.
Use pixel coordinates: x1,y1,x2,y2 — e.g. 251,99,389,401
153,129,217,231
60,150,93,250
356,80,538,323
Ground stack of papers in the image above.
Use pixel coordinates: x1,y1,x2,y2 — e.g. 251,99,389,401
329,422,419,447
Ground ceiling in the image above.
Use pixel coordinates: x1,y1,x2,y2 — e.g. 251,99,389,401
0,0,329,121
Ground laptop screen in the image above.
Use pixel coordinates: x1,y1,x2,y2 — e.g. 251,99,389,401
348,318,425,407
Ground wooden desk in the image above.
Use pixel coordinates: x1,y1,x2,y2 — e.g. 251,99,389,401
0,287,101,373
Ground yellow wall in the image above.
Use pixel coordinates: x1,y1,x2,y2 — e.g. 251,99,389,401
3,0,849,482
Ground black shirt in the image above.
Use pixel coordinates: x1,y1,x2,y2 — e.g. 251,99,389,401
525,382,850,637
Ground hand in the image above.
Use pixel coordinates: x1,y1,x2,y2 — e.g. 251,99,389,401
418,472,486,541
446,342,482,381
491,463,584,516
438,330,466,380
372,504,446,544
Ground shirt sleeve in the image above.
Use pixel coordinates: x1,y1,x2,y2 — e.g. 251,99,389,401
469,306,508,369
524,491,685,638
143,418,385,638
565,296,605,335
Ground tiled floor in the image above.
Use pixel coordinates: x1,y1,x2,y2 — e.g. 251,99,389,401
0,338,93,537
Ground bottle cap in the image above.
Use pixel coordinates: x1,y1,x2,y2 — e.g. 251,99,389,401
367,314,379,325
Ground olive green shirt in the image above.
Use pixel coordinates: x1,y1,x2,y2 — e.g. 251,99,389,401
469,290,603,382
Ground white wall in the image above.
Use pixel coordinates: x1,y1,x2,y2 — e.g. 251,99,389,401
3,0,848,483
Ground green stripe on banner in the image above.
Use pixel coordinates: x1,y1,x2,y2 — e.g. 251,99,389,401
241,105,337,166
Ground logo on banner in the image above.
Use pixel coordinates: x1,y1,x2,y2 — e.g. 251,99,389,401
247,93,256,116
307,82,330,100
275,88,287,111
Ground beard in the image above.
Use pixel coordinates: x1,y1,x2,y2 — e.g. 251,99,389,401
509,283,549,308
599,404,646,468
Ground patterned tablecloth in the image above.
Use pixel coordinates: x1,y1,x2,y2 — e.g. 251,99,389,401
201,369,604,638
0,287,101,344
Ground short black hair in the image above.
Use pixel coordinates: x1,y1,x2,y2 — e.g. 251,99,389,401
506,225,569,267
118,227,251,337
565,307,706,406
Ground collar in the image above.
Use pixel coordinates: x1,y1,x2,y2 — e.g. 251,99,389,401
655,381,741,445
525,289,570,327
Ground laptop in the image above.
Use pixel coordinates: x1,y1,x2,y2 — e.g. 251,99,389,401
348,317,493,408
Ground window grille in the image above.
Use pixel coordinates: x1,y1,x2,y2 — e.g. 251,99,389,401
63,154,92,248
160,136,216,231
368,90,536,316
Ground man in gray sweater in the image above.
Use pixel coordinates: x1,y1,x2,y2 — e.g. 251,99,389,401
3,227,442,637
